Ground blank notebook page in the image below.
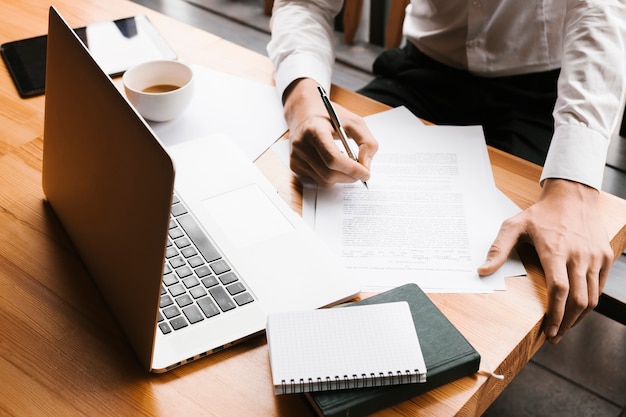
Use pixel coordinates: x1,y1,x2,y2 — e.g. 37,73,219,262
266,301,426,394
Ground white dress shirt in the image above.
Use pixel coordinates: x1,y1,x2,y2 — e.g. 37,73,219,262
268,0,626,190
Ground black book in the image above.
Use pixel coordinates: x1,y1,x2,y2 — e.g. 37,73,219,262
305,283,481,417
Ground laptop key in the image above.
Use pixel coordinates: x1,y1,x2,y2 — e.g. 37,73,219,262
190,286,207,299
163,305,181,319
169,227,184,240
170,256,186,269
165,246,178,258
209,286,236,312
188,256,204,268
175,265,193,279
183,305,204,324
197,297,220,318
234,292,254,306
160,294,174,308
176,294,193,308
162,273,179,286
174,237,191,249
181,246,198,258
210,259,230,275
201,275,219,288
169,283,186,297
177,214,221,262
159,322,172,334
182,276,200,288
170,316,188,330
226,282,245,295
218,272,238,285
195,265,212,278
170,202,187,217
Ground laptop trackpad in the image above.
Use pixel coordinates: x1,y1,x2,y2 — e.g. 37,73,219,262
201,184,294,248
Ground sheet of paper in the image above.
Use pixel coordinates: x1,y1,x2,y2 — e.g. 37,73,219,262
274,107,526,293
321,184,524,293
147,65,288,161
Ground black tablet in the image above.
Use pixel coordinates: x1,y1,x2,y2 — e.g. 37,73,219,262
1,15,177,98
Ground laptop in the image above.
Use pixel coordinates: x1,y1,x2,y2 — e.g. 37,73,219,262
42,6,359,373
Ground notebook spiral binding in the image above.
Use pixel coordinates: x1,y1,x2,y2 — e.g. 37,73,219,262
280,369,425,394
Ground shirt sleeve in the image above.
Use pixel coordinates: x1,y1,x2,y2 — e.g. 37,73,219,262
541,0,626,190
267,0,344,100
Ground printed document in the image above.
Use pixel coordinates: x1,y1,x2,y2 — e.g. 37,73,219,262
284,107,526,292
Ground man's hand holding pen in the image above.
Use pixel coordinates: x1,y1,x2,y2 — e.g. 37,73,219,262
282,78,378,187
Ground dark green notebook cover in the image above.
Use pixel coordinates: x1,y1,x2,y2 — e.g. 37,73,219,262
305,283,481,417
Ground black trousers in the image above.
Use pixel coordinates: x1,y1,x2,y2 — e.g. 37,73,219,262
357,43,560,166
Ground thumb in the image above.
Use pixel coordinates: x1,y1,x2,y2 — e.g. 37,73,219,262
477,223,520,276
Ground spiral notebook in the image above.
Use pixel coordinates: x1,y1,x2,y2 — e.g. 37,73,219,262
266,302,427,395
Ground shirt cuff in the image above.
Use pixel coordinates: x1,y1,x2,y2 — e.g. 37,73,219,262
274,53,332,101
540,124,609,190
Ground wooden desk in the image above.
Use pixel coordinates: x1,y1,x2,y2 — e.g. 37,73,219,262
1,1,625,415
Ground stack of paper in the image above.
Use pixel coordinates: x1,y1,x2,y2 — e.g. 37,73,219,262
273,107,526,293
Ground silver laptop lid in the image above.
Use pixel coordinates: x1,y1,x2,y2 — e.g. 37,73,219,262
43,6,172,370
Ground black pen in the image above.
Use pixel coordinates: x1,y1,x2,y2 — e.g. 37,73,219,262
317,85,368,189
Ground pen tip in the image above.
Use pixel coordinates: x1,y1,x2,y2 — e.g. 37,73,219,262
363,181,369,189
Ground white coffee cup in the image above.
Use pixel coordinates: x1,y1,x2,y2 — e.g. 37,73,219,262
123,60,194,122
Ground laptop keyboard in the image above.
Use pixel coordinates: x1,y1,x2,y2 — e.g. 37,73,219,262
158,194,255,335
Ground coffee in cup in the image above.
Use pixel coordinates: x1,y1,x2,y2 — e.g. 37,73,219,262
123,60,194,122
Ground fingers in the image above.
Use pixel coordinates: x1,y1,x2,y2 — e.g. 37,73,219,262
289,105,377,186
289,118,366,186
538,237,612,344
540,255,572,343
477,215,524,276
542,257,595,344
342,108,378,172
281,78,378,186
477,179,613,345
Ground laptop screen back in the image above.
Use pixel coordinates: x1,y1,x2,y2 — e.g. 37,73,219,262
43,6,174,370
